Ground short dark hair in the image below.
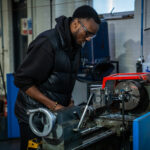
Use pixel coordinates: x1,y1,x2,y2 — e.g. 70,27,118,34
72,5,100,24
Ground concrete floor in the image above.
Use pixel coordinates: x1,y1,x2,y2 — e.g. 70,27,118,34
0,139,20,150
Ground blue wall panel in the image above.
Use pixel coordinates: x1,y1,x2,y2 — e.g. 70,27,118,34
133,112,150,150
6,73,20,138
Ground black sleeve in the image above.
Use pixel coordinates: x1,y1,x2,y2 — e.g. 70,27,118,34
14,36,54,91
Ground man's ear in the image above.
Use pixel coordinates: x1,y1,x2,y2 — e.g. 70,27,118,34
72,18,79,30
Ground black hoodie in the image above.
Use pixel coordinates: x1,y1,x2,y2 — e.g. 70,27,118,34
14,16,81,91
14,16,82,123
55,16,81,59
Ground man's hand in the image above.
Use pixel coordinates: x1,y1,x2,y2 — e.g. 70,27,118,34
53,100,74,111
54,100,74,111
25,86,65,111
55,104,65,111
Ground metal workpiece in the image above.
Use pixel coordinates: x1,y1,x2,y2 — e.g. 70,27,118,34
27,108,56,137
73,130,115,150
99,113,136,121
80,126,102,136
96,114,134,131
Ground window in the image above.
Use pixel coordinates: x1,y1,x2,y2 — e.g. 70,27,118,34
93,0,135,19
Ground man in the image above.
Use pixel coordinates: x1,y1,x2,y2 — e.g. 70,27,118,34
14,5,100,150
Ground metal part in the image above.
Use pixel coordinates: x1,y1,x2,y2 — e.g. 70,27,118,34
90,84,104,109
27,108,56,137
73,130,115,150
114,80,149,113
99,114,136,121
74,93,94,131
102,72,150,89
80,126,102,136
115,81,139,110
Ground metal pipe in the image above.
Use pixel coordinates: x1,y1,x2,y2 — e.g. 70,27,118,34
31,0,34,40
50,0,53,29
0,0,4,49
0,0,6,97
0,0,5,75
140,0,144,62
73,130,114,150
0,63,6,97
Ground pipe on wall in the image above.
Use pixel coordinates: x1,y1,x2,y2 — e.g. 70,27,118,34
0,0,5,73
0,0,6,97
50,0,53,29
140,0,144,62
136,0,144,72
31,0,34,40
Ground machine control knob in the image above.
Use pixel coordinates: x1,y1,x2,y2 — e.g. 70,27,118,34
27,108,56,137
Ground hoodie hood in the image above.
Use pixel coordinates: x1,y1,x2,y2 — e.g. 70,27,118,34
55,16,81,50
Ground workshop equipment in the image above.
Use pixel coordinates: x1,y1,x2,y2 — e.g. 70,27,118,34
27,72,150,150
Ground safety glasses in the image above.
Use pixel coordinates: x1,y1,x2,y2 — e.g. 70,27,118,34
78,20,96,39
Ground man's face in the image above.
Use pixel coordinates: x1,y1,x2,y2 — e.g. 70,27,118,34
71,18,99,45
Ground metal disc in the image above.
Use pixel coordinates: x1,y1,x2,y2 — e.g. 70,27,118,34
114,80,149,113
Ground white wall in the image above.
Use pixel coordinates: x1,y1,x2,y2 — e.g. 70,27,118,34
108,0,141,73
27,0,92,43
143,0,150,63
108,0,150,73
0,0,13,94
1,0,150,88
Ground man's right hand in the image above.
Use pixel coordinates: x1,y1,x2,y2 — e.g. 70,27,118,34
54,104,65,111
26,86,65,111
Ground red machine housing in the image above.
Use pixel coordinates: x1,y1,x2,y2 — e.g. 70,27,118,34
102,72,150,89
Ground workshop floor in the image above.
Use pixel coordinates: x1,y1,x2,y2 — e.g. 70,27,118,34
0,138,20,150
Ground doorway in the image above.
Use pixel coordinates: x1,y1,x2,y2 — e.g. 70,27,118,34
12,0,27,70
